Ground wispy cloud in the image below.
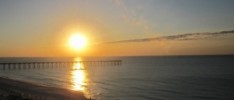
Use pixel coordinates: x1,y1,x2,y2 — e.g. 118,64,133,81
114,0,152,34
107,30,234,44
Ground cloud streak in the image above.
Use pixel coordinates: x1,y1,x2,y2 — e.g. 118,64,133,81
107,30,234,44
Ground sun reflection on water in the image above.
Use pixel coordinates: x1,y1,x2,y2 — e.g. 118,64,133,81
71,58,87,92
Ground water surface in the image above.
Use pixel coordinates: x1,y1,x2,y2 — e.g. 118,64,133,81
0,56,234,100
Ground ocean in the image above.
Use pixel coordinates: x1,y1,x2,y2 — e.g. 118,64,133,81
0,55,234,100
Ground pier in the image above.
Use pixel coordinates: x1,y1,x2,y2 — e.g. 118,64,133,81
0,60,122,70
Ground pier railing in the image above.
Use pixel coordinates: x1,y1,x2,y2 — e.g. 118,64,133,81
0,60,122,70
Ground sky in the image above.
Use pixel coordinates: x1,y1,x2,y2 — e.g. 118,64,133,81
0,0,234,57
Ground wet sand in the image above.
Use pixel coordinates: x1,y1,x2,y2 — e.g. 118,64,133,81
0,77,90,100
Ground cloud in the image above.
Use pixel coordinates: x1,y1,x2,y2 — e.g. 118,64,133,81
114,0,152,34
107,30,234,44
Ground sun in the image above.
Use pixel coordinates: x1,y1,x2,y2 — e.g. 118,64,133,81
69,33,87,50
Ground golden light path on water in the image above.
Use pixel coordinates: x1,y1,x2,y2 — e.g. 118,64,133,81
70,57,89,96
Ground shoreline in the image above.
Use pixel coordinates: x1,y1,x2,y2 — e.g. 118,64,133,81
0,77,90,100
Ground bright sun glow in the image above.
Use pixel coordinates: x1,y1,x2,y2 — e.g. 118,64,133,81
69,33,87,50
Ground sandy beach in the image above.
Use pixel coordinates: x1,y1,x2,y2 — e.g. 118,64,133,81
0,77,90,100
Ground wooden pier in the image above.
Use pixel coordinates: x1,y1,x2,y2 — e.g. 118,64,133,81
0,60,122,70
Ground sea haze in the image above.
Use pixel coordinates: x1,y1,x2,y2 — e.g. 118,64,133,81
0,55,234,100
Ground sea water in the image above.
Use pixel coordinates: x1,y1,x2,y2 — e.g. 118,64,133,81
0,55,234,100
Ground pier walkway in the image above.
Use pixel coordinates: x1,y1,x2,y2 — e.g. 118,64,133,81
0,60,122,70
